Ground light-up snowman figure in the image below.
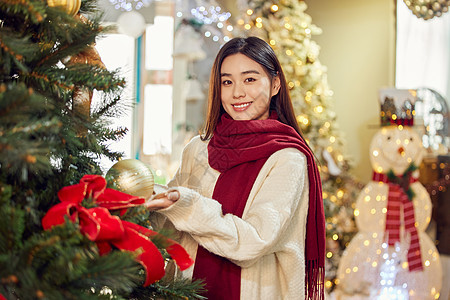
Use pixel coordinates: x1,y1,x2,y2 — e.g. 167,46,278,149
336,89,442,300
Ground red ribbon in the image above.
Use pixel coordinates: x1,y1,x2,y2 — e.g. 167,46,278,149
42,175,194,286
372,172,423,272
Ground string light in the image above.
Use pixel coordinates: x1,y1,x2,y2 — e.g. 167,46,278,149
314,105,324,113
109,0,151,11
190,6,231,24
187,5,232,44
425,162,449,198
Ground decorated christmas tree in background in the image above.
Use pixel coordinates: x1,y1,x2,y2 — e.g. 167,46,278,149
238,0,364,292
0,0,202,298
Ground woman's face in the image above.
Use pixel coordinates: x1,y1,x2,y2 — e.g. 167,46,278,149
220,53,280,120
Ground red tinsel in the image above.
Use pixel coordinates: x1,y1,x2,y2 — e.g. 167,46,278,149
42,175,193,286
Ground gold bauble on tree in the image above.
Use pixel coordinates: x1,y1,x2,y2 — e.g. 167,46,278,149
47,0,81,16
106,159,155,200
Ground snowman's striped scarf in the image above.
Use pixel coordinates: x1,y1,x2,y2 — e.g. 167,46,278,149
372,171,424,272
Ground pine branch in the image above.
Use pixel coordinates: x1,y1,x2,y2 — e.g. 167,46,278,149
54,65,126,93
70,250,142,294
34,12,103,68
91,92,130,119
79,0,101,15
129,278,207,300
0,0,203,297
120,206,151,225
24,70,74,91
0,33,27,73
155,279,207,300
0,201,25,252
0,0,46,24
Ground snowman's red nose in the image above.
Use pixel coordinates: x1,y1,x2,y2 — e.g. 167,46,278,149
398,147,405,155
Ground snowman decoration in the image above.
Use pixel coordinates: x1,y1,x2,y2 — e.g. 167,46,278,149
336,89,442,300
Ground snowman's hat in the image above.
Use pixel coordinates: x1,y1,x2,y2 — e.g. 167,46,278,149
379,88,416,126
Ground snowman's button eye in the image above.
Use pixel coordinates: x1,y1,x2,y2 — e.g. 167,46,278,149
387,136,391,140
410,137,413,141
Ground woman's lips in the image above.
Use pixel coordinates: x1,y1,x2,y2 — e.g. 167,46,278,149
232,102,252,111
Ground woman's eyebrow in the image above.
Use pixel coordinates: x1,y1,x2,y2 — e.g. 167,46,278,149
220,70,261,77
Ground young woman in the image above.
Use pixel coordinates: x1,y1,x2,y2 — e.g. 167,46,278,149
146,36,325,300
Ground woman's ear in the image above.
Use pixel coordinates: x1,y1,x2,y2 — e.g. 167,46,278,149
271,75,281,97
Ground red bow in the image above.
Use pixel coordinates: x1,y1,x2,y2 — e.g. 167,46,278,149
42,175,193,286
372,171,423,272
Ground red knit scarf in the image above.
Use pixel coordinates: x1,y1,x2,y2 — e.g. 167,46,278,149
193,112,325,299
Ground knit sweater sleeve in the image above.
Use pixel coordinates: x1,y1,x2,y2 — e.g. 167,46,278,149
157,146,308,267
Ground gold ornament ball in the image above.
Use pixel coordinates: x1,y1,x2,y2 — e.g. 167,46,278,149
47,0,81,16
106,159,155,199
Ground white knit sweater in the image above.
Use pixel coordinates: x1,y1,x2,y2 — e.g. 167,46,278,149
153,135,309,299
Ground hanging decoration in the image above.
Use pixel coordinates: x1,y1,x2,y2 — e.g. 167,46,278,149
184,76,205,102
403,0,450,20
106,159,155,200
173,22,207,61
117,11,146,38
47,0,81,16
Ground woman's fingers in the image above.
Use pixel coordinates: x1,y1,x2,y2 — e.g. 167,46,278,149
145,198,171,210
167,191,180,201
145,190,179,211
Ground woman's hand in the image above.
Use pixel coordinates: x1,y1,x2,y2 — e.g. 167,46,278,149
145,190,180,211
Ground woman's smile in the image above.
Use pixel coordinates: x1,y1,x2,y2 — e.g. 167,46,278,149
232,101,252,111
220,53,280,120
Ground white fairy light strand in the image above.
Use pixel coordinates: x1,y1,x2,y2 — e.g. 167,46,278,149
190,6,231,24
176,5,233,44
109,0,151,11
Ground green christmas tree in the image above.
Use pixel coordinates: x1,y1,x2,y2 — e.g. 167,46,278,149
239,0,364,292
0,0,203,298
